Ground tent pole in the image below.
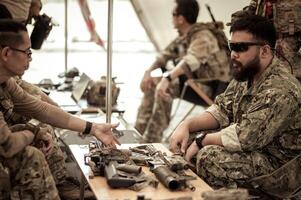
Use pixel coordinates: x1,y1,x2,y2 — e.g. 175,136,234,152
106,0,113,123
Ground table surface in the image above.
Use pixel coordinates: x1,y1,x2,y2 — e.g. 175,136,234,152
69,143,213,200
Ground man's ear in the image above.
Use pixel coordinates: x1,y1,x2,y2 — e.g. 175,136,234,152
0,47,10,61
260,45,271,58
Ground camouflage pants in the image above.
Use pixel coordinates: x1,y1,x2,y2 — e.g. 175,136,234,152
196,145,275,189
135,78,213,143
0,146,60,200
135,78,180,143
276,33,301,82
40,125,68,185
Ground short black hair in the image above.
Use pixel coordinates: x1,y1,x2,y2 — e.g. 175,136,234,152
175,0,199,24
230,14,277,48
0,19,27,47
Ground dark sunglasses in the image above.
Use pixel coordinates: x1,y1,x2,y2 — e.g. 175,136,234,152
228,41,265,53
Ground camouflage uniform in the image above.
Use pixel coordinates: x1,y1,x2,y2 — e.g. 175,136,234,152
196,57,301,199
13,77,68,186
0,82,59,200
136,22,231,143
232,0,301,82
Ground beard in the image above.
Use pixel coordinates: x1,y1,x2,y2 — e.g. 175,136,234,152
231,55,261,82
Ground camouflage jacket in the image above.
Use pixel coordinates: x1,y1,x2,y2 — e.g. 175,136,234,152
207,57,301,169
156,22,231,82
0,78,69,158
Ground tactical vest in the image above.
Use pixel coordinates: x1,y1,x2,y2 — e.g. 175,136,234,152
86,76,120,107
252,0,301,35
187,22,231,82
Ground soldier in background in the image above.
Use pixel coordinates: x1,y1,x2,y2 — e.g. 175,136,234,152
229,0,301,82
0,20,119,199
135,0,231,143
169,15,301,199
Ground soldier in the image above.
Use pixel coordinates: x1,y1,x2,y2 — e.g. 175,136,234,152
135,0,231,143
0,1,96,199
229,0,301,82
0,20,119,200
169,15,301,199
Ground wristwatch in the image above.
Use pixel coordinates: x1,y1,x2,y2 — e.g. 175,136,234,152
195,132,207,149
162,72,172,82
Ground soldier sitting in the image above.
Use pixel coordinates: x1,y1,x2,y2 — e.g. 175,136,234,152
0,1,99,199
135,0,231,143
169,15,301,199
229,0,301,83
0,20,119,200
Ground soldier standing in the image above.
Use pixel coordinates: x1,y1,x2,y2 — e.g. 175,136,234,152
169,15,301,199
230,0,301,82
0,20,119,200
135,0,231,143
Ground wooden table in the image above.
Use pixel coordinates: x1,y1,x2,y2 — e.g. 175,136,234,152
69,143,212,200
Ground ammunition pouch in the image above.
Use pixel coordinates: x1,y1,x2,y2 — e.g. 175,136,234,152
87,76,120,107
274,1,301,36
250,154,301,199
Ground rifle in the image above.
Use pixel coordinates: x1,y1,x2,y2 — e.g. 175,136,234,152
84,141,142,188
205,4,219,29
130,145,196,191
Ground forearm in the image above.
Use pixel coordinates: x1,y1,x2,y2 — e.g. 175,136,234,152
185,111,220,133
202,132,223,146
148,59,165,72
168,60,186,80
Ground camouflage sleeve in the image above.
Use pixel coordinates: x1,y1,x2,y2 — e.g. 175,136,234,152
183,29,219,72
6,78,71,128
156,37,184,67
206,80,237,128
236,90,299,151
0,112,33,158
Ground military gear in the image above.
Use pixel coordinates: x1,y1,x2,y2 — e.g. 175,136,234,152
198,57,301,198
201,188,249,200
229,0,301,81
136,22,231,143
87,76,120,107
250,154,301,199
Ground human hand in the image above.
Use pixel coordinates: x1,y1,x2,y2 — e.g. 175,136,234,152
169,122,190,154
184,141,199,163
156,78,170,101
140,70,154,92
92,123,120,148
34,127,54,156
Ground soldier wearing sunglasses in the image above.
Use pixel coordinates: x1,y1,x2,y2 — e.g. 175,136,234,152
169,15,301,199
229,0,301,83
136,0,231,143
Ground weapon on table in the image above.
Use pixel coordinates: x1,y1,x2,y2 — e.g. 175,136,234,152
84,140,142,188
130,145,196,191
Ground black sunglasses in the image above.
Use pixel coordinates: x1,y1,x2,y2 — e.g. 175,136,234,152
228,41,265,53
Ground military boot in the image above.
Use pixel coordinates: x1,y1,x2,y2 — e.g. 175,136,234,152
57,177,95,200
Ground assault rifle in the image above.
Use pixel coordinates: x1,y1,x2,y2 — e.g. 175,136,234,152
130,145,196,191
84,140,143,188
